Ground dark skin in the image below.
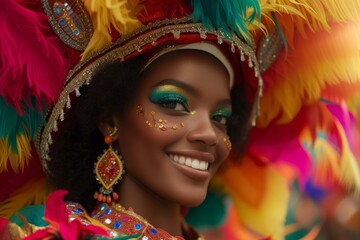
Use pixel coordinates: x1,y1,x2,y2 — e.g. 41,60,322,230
99,50,233,237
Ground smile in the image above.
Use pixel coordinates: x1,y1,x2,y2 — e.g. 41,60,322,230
169,154,209,171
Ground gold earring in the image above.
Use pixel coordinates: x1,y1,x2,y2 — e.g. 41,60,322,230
93,127,125,203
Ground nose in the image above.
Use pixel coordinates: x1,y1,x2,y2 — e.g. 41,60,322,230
186,112,218,147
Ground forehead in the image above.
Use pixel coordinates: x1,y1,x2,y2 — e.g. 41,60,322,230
139,50,231,93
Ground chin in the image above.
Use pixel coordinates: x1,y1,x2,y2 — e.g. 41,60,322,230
176,192,207,208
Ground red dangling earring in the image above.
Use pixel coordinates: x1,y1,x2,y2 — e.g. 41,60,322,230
93,127,125,203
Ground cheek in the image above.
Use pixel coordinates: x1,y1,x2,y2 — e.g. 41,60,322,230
119,105,186,155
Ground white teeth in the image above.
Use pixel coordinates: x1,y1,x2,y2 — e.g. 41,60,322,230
199,161,208,170
169,155,209,171
191,160,199,169
179,156,185,164
185,158,192,166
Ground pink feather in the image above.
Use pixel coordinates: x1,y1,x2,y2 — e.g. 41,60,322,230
0,0,70,113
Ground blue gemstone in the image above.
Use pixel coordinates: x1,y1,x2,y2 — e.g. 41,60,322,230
114,221,122,229
105,208,112,214
59,19,66,25
72,209,79,214
134,223,142,230
54,5,63,16
77,208,84,213
100,203,106,210
150,228,157,234
98,214,104,219
74,29,79,35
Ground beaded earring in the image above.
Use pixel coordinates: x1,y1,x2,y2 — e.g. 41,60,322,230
93,127,125,203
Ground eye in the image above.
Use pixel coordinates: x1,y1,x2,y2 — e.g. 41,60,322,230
211,114,229,125
211,108,232,126
159,100,188,112
149,89,190,113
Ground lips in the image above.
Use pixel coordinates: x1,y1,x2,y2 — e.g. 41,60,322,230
169,154,209,170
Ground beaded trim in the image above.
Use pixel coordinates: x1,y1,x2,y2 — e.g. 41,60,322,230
66,202,203,240
41,0,93,50
38,19,263,172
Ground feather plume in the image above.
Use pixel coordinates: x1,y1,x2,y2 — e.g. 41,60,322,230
0,97,44,172
82,0,142,60
0,176,52,218
0,0,70,113
255,0,360,44
217,160,289,239
258,21,360,127
300,104,360,194
190,0,261,41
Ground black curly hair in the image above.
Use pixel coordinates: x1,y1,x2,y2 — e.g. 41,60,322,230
47,53,252,212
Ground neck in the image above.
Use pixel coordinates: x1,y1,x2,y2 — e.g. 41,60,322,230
116,174,183,237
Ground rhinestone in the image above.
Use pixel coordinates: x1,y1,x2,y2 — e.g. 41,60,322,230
72,209,79,214
100,203,106,210
114,221,122,229
134,223,142,230
54,5,63,16
150,228,157,234
74,29,79,35
105,208,112,214
105,218,111,224
142,236,149,240
59,19,66,25
123,217,129,222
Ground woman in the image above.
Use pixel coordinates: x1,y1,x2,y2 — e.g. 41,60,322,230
47,45,253,239
0,0,262,239
1,0,359,239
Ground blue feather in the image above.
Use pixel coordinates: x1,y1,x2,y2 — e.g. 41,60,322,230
271,11,288,56
190,0,260,40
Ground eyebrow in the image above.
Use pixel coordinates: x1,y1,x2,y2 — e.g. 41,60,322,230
153,78,232,108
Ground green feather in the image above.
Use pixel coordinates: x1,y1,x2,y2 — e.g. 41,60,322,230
0,97,45,153
190,0,260,41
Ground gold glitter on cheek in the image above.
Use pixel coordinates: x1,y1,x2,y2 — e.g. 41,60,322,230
136,104,185,131
136,104,144,116
223,136,232,150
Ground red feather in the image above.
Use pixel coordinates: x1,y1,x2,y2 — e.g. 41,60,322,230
0,0,70,113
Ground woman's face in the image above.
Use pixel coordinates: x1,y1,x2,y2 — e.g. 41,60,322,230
114,50,232,207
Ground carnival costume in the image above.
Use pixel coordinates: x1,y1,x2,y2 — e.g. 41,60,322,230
0,0,359,239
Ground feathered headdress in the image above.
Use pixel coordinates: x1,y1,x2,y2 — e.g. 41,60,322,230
1,0,360,239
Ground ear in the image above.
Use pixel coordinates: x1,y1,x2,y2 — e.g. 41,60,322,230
98,115,121,141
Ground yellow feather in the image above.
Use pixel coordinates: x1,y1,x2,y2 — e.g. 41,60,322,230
255,0,360,42
0,177,53,218
217,160,290,239
258,21,360,127
230,166,289,240
0,134,32,173
335,120,360,195
82,0,143,60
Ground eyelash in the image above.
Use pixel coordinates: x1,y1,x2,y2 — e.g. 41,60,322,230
151,94,190,112
211,114,230,126
211,110,232,126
